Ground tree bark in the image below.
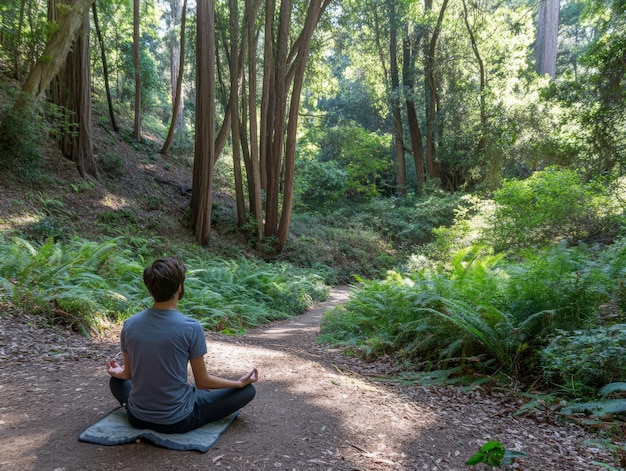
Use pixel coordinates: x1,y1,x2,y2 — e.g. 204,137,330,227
18,0,96,103
161,0,187,155
50,0,99,181
424,0,448,179
403,24,425,193
229,0,246,226
93,1,118,133
133,0,142,141
535,0,559,79
388,0,406,197
191,0,216,245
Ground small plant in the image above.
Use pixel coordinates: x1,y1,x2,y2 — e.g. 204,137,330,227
99,152,125,177
466,440,526,467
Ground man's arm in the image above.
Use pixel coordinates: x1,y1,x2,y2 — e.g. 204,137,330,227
190,356,258,390
106,352,132,380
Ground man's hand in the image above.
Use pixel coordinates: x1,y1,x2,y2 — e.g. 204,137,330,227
238,368,259,386
106,359,125,378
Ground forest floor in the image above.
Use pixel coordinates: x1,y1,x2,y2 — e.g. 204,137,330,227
0,119,623,470
0,286,620,471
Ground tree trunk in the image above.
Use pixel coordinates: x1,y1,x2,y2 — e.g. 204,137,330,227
461,0,487,157
263,0,290,240
93,1,118,133
133,0,141,141
49,0,99,181
161,0,187,155
18,0,96,103
388,0,406,197
277,0,331,250
229,0,246,226
191,0,216,246
535,0,559,79
424,0,448,179
245,0,263,239
403,24,425,193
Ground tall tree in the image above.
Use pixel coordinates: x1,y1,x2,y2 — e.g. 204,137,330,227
403,21,426,193
424,0,448,179
535,0,559,79
161,0,187,155
18,0,96,102
191,0,216,245
93,1,118,133
387,0,407,196
228,0,247,226
49,0,98,180
133,0,142,141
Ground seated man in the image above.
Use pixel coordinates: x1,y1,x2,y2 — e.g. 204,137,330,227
106,256,258,434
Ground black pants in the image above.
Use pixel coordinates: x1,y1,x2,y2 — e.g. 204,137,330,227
109,377,256,434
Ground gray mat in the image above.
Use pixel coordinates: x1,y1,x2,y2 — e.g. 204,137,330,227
78,407,239,452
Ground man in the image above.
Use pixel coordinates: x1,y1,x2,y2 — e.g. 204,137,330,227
106,256,258,433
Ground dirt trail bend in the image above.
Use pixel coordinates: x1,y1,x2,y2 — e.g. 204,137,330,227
0,286,614,470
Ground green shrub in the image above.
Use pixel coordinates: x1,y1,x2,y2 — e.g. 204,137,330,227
541,324,626,397
294,159,347,212
99,152,125,177
0,90,47,180
487,167,603,249
502,243,614,331
282,213,398,284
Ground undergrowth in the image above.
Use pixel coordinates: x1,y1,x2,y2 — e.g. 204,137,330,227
0,235,328,336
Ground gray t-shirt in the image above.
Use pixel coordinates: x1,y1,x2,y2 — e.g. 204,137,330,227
121,308,207,424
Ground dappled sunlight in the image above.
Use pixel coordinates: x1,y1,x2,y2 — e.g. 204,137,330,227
99,193,130,211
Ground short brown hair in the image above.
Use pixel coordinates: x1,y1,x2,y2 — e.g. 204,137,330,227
143,257,186,302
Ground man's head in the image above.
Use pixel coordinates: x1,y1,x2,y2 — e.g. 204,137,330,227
143,257,186,302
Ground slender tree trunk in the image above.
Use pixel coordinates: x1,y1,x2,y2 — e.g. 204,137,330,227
170,0,185,130
229,0,246,226
264,0,290,239
259,0,275,192
424,0,448,179
161,0,187,155
93,1,118,133
191,0,216,245
388,0,406,197
461,0,487,157
403,24,425,193
245,0,264,238
133,0,141,142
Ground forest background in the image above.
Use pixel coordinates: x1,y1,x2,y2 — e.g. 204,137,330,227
0,0,625,463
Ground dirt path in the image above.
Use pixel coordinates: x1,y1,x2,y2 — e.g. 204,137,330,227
0,287,616,470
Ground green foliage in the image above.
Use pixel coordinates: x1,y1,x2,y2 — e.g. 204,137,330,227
318,124,394,199
487,167,600,249
466,441,526,467
0,90,46,180
503,243,615,331
294,159,347,212
560,382,626,423
339,192,464,250
0,236,328,336
99,152,125,178
282,213,399,285
542,325,626,397
320,230,626,385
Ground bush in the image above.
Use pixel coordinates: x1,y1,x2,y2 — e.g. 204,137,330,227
542,325,626,397
487,167,603,249
0,91,47,180
282,213,399,284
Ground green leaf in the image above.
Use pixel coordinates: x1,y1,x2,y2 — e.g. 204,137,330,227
465,451,486,465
